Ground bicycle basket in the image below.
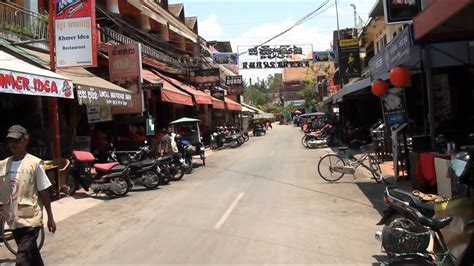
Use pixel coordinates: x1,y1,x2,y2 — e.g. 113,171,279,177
382,218,431,254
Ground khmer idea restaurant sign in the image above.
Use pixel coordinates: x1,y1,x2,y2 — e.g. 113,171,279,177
54,0,98,68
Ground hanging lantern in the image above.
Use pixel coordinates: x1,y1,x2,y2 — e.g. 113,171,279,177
390,65,410,88
371,79,389,97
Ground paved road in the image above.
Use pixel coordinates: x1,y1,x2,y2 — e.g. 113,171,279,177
1,124,387,265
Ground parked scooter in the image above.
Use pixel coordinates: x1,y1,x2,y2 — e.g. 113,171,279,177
375,150,474,265
123,145,161,189
209,129,240,150
301,124,332,149
67,151,132,196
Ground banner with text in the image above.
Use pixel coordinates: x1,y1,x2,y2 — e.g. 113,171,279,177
0,69,74,99
225,76,243,95
212,53,239,65
109,43,144,114
54,0,97,68
194,68,220,88
237,44,313,69
337,39,361,84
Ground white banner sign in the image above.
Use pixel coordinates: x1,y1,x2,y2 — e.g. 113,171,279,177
0,70,74,99
55,17,94,67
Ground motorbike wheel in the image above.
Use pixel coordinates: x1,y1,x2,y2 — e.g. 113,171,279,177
142,170,160,189
201,152,206,166
210,142,219,150
231,140,239,148
170,163,185,181
301,135,309,148
111,176,131,196
66,174,78,196
184,157,193,174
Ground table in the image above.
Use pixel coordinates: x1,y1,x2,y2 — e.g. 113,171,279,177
44,166,60,201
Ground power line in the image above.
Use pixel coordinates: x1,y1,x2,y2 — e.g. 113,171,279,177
238,0,330,56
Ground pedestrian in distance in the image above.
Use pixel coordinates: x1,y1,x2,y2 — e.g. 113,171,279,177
0,125,56,266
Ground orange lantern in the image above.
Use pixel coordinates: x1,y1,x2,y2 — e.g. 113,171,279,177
371,79,389,97
390,65,410,88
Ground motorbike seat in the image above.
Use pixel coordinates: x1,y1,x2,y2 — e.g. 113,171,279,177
128,159,155,169
94,162,119,173
158,155,173,163
390,188,435,215
420,216,453,231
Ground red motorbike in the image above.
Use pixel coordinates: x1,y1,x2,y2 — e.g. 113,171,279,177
66,151,132,197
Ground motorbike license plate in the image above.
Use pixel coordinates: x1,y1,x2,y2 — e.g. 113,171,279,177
179,158,185,163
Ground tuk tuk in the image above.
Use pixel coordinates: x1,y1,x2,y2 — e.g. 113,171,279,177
169,117,206,166
299,112,326,131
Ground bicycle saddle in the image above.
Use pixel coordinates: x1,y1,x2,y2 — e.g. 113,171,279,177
338,147,349,152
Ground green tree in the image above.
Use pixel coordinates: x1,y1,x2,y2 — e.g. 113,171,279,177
298,63,332,109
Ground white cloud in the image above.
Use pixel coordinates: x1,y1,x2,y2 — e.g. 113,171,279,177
199,14,223,41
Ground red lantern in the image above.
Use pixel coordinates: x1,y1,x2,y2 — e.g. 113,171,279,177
371,79,389,97
390,65,410,88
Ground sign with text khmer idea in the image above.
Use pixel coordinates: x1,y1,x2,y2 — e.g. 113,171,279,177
54,0,98,68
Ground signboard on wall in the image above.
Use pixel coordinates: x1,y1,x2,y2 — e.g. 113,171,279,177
0,69,74,99
194,68,220,88
54,0,97,68
238,44,313,69
313,51,336,63
109,43,143,114
381,88,407,128
225,76,243,95
212,53,239,65
383,0,422,24
87,106,112,123
338,38,361,83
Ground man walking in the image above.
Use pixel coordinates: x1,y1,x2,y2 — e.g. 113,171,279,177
0,125,56,266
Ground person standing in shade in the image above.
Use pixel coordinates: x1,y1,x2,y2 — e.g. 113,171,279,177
0,125,56,266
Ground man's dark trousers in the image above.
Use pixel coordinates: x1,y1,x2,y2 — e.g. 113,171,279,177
13,227,44,266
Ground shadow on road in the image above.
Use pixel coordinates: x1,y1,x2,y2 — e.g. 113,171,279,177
0,258,15,264
355,182,386,215
215,167,378,209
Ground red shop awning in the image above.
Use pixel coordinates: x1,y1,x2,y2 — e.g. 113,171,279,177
211,97,225,110
224,97,242,111
152,71,212,105
142,69,193,106
413,0,474,41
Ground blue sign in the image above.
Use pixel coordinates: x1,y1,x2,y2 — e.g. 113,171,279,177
313,51,336,63
212,53,239,65
369,26,413,79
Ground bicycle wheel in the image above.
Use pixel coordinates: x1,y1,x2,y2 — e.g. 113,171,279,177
368,156,382,183
4,226,45,255
317,154,346,182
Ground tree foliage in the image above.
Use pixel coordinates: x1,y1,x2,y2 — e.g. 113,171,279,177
298,63,332,109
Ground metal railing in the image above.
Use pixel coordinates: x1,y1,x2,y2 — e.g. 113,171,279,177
0,2,48,40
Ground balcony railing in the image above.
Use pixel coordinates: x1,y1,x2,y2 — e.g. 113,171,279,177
0,2,48,40
100,26,186,69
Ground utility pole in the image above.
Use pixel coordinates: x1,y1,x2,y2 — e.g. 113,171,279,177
335,0,340,41
350,4,357,37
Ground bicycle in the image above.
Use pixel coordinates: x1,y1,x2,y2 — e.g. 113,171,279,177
0,210,45,256
317,143,382,183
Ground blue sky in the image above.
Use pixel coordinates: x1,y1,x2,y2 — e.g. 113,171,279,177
169,0,377,81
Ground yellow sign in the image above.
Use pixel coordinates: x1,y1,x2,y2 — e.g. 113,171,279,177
339,39,359,47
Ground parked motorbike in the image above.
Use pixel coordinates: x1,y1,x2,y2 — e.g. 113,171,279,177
67,151,132,196
176,138,194,174
123,145,161,189
301,124,332,149
210,130,240,150
375,150,474,265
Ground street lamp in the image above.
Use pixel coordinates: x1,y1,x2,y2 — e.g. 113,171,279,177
350,4,357,37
